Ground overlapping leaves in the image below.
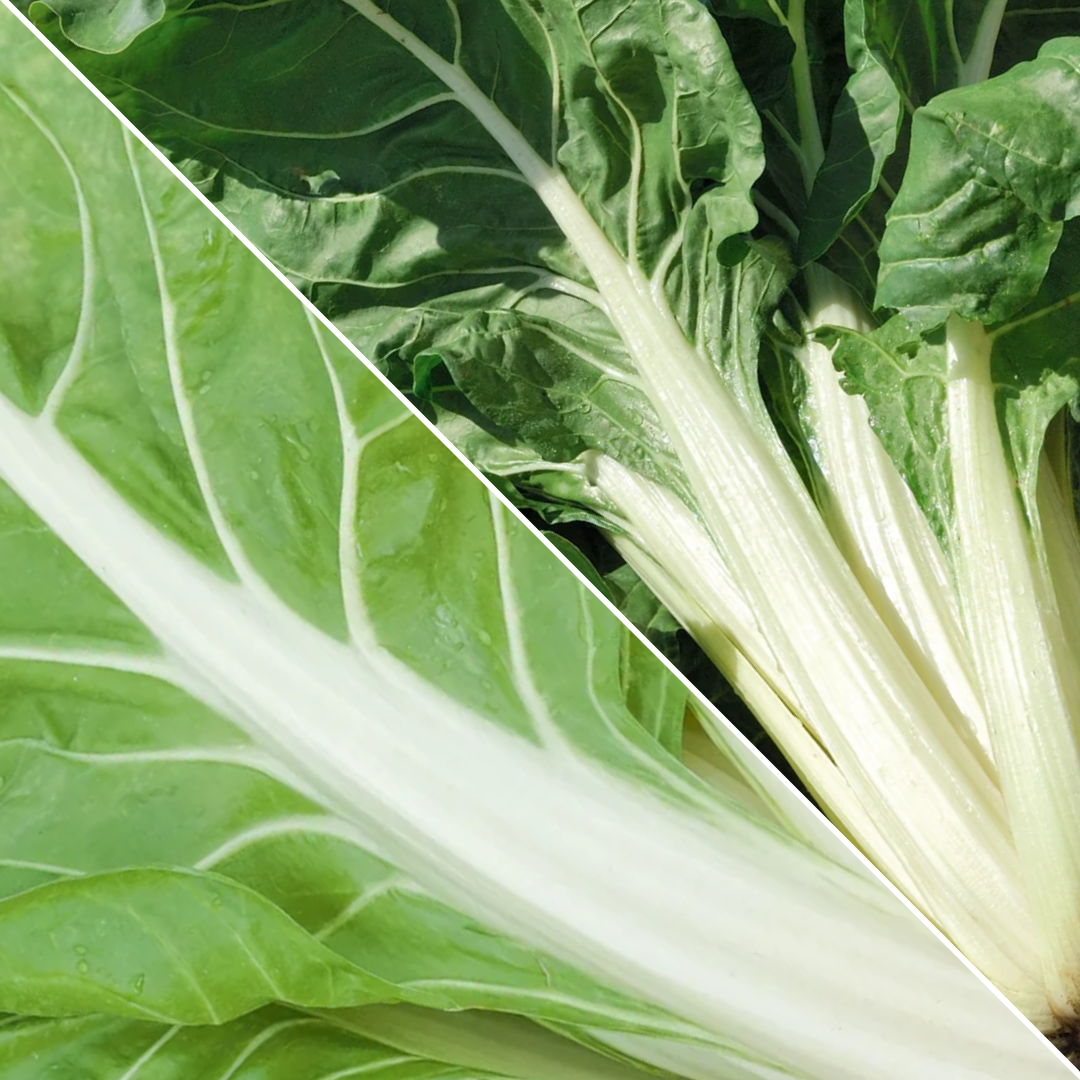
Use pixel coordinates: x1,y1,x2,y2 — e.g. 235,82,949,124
0,14,745,1077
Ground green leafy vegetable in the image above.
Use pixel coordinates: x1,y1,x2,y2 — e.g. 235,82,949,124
5,0,1080,1074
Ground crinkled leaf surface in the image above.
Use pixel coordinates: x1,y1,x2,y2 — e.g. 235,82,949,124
720,3,1080,301
827,31,1080,558
876,38,1080,322
21,0,769,500
798,1,902,265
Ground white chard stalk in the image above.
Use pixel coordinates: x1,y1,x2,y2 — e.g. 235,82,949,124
340,0,1080,1035
946,315,1080,1022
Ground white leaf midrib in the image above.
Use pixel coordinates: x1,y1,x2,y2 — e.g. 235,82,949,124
125,130,262,598
0,394,981,1080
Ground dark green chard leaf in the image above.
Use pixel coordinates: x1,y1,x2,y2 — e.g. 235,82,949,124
995,2,1080,75
876,38,1080,322
798,1,903,266
851,1,989,107
20,0,768,497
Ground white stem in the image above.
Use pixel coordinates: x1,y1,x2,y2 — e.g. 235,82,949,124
606,528,864,857
1037,453,1080,689
0,397,1058,1078
592,456,1041,1013
352,0,1042,1023
786,0,825,195
946,314,1080,1021
800,265,994,765
959,0,1009,86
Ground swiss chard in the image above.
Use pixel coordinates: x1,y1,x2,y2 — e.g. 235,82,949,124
5,0,1080,1072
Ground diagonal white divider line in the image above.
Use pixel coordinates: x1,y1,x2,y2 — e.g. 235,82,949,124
0,8,1063,1059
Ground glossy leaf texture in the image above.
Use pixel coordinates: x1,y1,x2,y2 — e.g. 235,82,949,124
15,0,776,494
797,1,902,265
831,41,1080,553
6,5,1080,1076
0,11,749,1074
876,38,1080,322
0,1008,629,1080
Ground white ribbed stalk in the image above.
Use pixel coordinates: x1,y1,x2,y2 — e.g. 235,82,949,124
947,314,1080,1021
1037,456,1080,688
800,267,993,761
352,0,1044,1026
594,459,907,877
589,454,1043,1014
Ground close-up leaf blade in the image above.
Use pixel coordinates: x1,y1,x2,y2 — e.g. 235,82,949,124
3,2,1080,1077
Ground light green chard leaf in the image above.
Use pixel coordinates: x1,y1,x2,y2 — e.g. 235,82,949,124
0,868,409,1023
619,630,687,760
876,38,1080,322
0,1009,507,1080
0,645,704,1035
0,1006,682,1080
326,1005,688,1080
0,9,776,1067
